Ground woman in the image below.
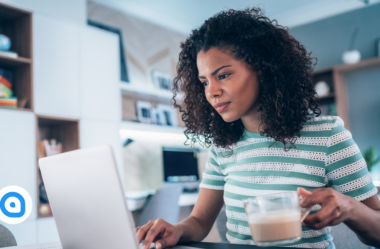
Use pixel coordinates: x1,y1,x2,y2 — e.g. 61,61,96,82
137,8,380,249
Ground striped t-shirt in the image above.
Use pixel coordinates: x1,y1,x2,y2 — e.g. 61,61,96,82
200,115,378,249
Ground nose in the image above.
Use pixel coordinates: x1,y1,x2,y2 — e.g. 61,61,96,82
205,79,222,100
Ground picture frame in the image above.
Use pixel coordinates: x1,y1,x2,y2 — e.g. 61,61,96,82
87,20,129,83
151,70,173,91
156,104,178,127
136,101,153,123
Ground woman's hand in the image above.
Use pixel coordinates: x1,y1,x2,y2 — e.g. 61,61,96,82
136,219,182,249
298,188,354,230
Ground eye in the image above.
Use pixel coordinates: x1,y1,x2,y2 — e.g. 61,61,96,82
200,81,209,86
219,74,229,80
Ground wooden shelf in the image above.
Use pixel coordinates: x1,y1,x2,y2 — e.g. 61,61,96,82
334,56,380,73
312,57,380,129
0,54,31,67
333,57,380,130
0,2,31,22
121,83,184,101
0,106,32,112
0,2,32,58
0,2,33,111
36,115,80,219
121,120,185,134
318,92,335,100
122,89,185,127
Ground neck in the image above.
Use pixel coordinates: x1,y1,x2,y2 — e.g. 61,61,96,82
241,103,263,133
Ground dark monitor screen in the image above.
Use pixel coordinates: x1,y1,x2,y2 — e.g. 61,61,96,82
163,147,199,182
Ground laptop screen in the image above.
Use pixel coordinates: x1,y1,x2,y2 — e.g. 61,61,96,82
162,147,199,182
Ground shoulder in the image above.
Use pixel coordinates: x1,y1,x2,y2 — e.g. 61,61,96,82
302,115,345,132
305,115,343,125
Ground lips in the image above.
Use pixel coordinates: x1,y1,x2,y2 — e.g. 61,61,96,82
213,102,230,113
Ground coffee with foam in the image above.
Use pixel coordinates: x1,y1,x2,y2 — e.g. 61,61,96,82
248,209,302,242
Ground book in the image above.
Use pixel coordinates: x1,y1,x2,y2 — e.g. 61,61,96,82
0,75,12,89
37,141,47,159
0,50,18,58
0,97,17,106
0,83,13,97
0,68,13,84
18,98,28,108
0,105,17,109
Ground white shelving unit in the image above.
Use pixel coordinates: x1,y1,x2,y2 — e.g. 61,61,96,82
80,26,121,122
0,1,123,245
33,14,81,119
120,83,184,102
0,109,37,221
121,120,184,134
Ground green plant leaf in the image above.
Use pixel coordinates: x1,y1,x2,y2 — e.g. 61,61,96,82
362,147,380,172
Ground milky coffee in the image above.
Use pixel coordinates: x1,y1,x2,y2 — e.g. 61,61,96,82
248,209,302,242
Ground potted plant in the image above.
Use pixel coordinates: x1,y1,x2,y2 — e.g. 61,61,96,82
363,147,380,172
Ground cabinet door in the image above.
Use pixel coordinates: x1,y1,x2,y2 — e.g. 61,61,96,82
33,14,80,118
0,110,37,220
79,26,121,122
37,217,60,243
80,119,124,183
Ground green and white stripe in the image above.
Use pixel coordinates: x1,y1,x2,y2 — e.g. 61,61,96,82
200,115,378,249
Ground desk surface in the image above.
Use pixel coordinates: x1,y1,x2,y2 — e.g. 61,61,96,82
181,242,301,249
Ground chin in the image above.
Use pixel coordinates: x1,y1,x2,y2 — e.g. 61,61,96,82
220,112,240,123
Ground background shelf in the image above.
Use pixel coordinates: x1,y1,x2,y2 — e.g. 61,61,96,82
36,115,80,218
0,55,31,66
0,2,33,111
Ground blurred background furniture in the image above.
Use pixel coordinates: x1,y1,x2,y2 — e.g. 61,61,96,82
216,208,228,243
330,223,368,249
0,224,17,248
137,183,183,226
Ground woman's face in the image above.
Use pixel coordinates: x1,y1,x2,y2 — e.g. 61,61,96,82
197,47,260,123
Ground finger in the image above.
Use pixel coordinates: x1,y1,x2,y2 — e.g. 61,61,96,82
136,220,155,243
135,226,141,233
142,221,166,249
298,187,312,196
303,204,341,230
298,187,313,207
300,188,334,208
154,236,177,249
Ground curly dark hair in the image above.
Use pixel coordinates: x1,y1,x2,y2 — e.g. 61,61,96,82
172,7,320,150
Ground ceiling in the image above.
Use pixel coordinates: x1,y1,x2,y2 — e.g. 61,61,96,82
90,0,380,34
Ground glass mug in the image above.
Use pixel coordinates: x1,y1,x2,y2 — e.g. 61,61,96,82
243,192,311,247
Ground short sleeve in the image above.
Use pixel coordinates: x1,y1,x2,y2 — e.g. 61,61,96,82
200,145,226,190
325,117,378,201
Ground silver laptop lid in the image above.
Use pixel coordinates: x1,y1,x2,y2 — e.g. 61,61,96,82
39,145,138,249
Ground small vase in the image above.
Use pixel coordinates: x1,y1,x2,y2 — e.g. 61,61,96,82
342,50,361,64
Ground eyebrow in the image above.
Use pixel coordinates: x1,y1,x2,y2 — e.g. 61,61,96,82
198,65,232,79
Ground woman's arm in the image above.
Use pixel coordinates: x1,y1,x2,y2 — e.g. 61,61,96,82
299,188,380,247
175,188,225,242
136,188,224,249
345,194,380,246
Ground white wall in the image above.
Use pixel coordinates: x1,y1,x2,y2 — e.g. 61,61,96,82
87,1,186,92
0,0,86,24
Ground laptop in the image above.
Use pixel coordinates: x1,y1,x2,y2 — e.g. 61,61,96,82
38,145,196,249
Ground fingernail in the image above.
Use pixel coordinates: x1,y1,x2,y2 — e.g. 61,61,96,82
298,187,312,195
156,242,162,249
